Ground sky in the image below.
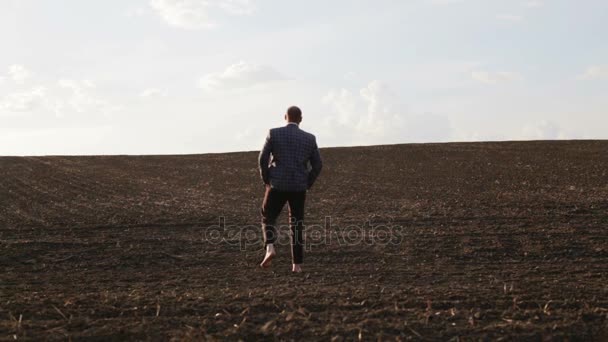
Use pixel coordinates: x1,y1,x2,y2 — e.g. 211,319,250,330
0,0,607,155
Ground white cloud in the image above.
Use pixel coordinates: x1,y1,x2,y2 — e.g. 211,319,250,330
521,121,566,140
578,65,608,80
358,80,402,135
149,0,254,29
8,64,32,84
0,87,47,112
140,88,169,97
322,80,452,145
198,61,285,91
323,88,359,126
0,78,120,118
471,71,523,84
497,14,524,22
55,79,119,117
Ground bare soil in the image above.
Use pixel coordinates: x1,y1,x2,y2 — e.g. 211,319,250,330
1,140,607,340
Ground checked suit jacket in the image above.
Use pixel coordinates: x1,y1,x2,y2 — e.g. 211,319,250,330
258,123,323,192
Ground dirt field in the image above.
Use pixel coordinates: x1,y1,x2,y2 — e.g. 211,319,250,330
1,140,607,340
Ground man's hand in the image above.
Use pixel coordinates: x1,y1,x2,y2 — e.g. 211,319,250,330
258,130,273,186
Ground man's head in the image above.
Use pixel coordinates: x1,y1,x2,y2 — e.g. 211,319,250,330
285,106,302,124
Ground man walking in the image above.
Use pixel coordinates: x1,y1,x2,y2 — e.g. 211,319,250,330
258,106,323,273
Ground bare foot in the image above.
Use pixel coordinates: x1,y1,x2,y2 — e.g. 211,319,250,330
260,244,276,268
292,264,302,273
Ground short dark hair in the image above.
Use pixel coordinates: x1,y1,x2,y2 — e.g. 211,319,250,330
287,106,302,121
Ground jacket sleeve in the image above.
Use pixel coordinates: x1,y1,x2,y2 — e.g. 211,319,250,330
307,137,323,189
258,130,272,185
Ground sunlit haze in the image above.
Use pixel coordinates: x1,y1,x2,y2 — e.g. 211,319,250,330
1,0,607,155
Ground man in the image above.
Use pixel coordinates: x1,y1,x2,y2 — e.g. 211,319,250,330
258,106,323,273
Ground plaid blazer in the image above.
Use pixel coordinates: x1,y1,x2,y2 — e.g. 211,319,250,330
258,123,323,191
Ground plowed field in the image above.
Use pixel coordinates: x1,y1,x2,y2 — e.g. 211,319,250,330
1,140,607,340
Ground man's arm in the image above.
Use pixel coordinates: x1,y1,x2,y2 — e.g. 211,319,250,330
258,130,273,185
307,137,323,189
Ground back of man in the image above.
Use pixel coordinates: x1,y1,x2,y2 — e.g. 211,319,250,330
258,106,322,273
263,125,319,191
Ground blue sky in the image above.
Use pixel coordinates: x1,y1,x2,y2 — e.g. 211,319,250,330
1,0,607,155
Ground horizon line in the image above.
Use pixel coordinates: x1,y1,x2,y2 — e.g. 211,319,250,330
1,139,605,158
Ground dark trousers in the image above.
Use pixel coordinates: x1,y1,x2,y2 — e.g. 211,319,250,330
261,187,306,264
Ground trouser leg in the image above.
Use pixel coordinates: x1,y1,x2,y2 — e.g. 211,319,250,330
287,191,306,264
261,187,287,246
